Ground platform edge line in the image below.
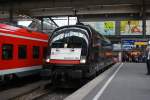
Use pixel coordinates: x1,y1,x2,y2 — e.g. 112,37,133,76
92,63,124,100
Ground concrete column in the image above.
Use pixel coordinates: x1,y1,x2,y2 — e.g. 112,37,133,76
143,19,146,36
41,17,44,31
68,16,69,25
142,0,146,37
9,5,13,23
115,21,120,36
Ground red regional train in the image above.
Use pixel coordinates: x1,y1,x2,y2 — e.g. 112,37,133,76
0,23,49,81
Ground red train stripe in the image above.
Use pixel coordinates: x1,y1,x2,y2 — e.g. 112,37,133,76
49,60,80,64
0,24,48,40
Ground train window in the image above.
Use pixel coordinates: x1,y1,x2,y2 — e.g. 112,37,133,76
52,29,89,45
2,44,13,60
43,47,47,58
33,46,39,59
18,45,27,59
51,42,64,48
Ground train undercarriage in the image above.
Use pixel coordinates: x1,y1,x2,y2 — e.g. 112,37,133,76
43,60,114,87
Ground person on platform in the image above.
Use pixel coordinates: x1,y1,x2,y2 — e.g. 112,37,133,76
146,48,150,75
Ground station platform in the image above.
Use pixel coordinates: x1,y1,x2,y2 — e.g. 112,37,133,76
65,63,150,100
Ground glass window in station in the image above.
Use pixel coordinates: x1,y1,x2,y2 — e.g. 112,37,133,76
146,20,150,35
16,16,58,34
18,45,27,59
68,17,77,25
33,46,39,59
51,17,77,27
18,21,32,27
2,44,13,60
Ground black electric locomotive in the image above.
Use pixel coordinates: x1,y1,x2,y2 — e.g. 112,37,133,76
44,23,113,80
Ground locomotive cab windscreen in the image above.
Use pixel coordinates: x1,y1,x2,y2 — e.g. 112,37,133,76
46,27,89,64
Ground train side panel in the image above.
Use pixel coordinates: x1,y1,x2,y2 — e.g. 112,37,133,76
0,24,48,78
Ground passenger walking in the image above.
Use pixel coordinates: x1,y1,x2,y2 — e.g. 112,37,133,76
146,48,150,75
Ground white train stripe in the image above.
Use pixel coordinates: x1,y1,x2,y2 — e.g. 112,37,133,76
0,32,48,42
0,65,42,75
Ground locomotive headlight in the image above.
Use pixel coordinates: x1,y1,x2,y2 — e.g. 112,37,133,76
64,43,68,48
80,59,86,63
46,58,50,63
80,56,86,64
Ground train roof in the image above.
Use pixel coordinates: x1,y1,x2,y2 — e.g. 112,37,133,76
0,23,48,40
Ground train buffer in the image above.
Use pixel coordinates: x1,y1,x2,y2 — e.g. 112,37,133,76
65,63,150,100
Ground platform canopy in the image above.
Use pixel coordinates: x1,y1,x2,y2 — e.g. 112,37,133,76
0,0,150,17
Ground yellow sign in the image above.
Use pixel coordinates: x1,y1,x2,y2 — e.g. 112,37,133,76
134,42,147,45
104,21,115,30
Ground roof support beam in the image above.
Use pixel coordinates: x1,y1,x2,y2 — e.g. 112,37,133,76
8,1,13,23
30,5,140,17
141,0,146,37
49,17,59,27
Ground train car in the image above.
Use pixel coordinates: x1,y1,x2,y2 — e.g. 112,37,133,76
44,24,113,82
0,23,49,81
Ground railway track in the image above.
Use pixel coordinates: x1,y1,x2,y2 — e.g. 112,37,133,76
9,81,51,100
11,84,75,100
0,79,50,100
12,64,115,100
0,75,41,91
35,88,74,100
2,64,114,100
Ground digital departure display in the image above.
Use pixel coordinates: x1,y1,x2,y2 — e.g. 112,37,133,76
122,39,147,51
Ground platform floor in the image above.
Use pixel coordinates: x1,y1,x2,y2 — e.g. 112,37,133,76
85,63,150,100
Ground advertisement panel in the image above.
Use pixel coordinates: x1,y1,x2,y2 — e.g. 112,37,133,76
120,20,142,35
84,21,115,35
146,20,150,35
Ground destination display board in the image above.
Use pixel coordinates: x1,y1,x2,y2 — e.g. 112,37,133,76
122,40,135,50
122,39,147,51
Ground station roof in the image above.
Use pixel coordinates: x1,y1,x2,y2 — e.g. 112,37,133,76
0,0,150,17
